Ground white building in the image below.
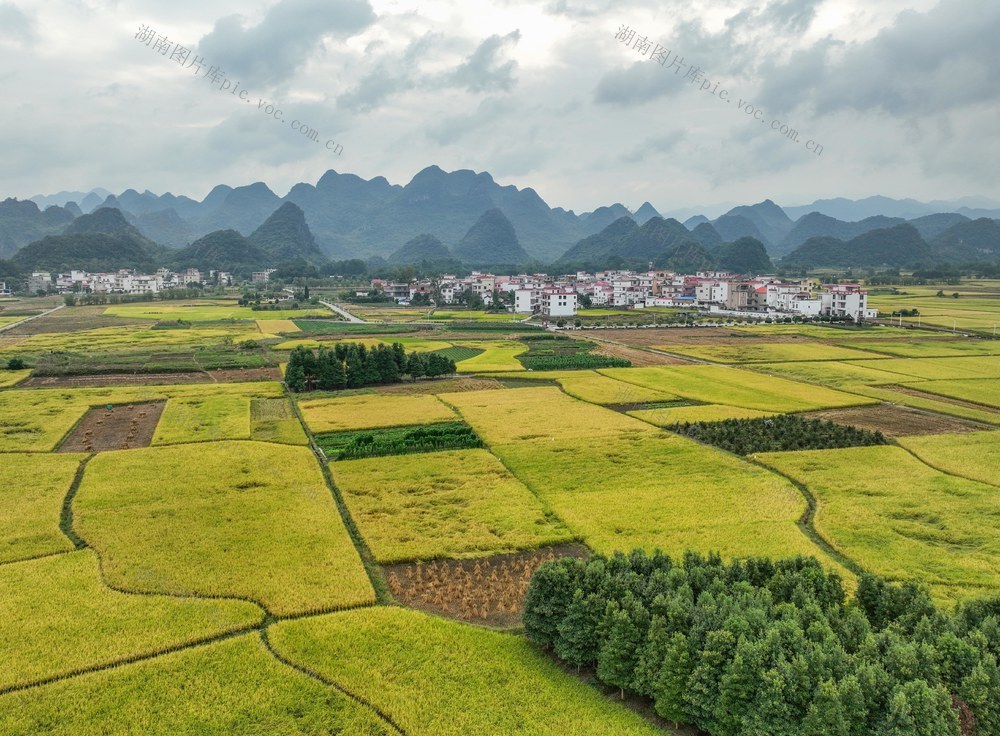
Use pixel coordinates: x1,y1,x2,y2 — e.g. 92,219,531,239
28,272,51,293
541,288,578,318
514,288,539,314
0,281,11,297
821,285,877,321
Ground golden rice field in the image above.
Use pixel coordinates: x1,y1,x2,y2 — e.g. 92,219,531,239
269,607,664,736
453,340,527,373
496,370,679,405
0,635,393,735
103,302,329,322
751,360,917,388
249,398,308,445
757,446,1000,601
442,388,838,566
628,403,778,426
0,551,261,691
900,378,1000,409
75,442,375,616
254,319,301,335
661,342,883,363
299,393,457,433
838,339,1000,358
842,355,1000,381
0,453,85,564
0,382,284,452
848,385,1000,426
0,369,30,388
897,431,1000,487
600,365,876,412
0,324,265,354
331,448,575,563
428,309,525,322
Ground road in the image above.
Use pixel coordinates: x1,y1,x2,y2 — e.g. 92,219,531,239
0,304,64,334
319,301,365,323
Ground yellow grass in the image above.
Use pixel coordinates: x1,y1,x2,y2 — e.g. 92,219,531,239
485,370,678,404
897,431,1000,487
629,404,778,426
757,446,1000,601
600,365,877,412
76,441,375,616
0,635,393,735
443,388,841,568
842,356,1000,381
751,361,920,388
0,453,85,564
1,325,265,354
269,607,665,736
0,551,261,691
902,378,1000,409
331,448,575,563
299,393,456,433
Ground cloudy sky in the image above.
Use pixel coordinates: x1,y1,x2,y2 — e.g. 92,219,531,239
2,0,998,216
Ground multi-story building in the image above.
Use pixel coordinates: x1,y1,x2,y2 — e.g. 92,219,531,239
540,288,578,318
820,284,877,321
0,281,11,296
28,272,52,293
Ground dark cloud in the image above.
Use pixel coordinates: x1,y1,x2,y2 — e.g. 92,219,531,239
198,0,375,87
758,0,1000,117
449,30,521,93
593,60,685,106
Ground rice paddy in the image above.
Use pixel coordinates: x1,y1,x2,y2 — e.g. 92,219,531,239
897,431,1000,487
299,393,457,433
75,442,375,616
628,403,778,426
662,342,883,363
331,448,575,563
269,607,664,736
453,340,528,372
103,303,329,322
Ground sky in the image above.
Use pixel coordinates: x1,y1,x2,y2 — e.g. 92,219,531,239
1,0,998,216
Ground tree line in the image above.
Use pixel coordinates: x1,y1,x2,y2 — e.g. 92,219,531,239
672,415,888,455
284,342,456,391
524,549,1000,736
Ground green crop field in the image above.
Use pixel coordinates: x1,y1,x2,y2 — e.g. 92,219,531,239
0,551,261,691
662,342,884,363
750,360,919,388
331,448,574,563
843,355,1000,380
0,369,30,388
0,635,393,735
600,365,876,412
495,370,678,404
428,308,525,322
900,378,1000,409
299,392,457,433
103,302,329,322
443,388,840,568
757,446,1000,601
838,339,1000,358
76,442,375,616
0,453,85,564
898,431,1000,487
269,607,664,736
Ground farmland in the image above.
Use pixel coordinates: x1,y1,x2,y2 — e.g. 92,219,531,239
3,286,1000,733
331,448,574,563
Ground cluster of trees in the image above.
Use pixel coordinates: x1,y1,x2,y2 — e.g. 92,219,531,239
525,550,1000,736
284,342,456,392
322,422,483,460
672,416,888,455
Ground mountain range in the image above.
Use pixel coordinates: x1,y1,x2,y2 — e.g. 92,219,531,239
4,168,1000,272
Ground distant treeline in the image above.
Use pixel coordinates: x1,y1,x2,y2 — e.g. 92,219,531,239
525,549,1000,736
284,342,456,391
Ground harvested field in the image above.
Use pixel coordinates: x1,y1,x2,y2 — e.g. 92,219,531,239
384,544,589,627
0,307,148,336
22,372,209,388
802,404,990,436
59,402,165,452
587,339,691,366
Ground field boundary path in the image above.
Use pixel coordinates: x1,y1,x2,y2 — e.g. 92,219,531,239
321,301,366,323
0,303,64,333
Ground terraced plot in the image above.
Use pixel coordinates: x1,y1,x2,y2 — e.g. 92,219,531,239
0,635,393,735
757,446,1000,601
299,393,456,433
76,442,375,616
332,448,574,563
269,607,663,736
600,365,875,412
898,431,1000,487
0,453,85,564
0,551,261,692
443,387,835,565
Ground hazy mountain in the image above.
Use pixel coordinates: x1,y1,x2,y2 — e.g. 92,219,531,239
555,216,639,268
908,213,972,241
558,215,718,271
79,192,104,213
712,214,767,246
930,218,1000,262
452,208,530,266
15,208,161,272
63,201,83,218
196,182,281,237
782,224,932,268
633,202,662,225
30,188,111,210
0,198,76,259
172,229,267,275
659,241,716,273
778,213,907,256
580,203,632,232
719,200,793,247
688,222,724,247
683,215,710,229
782,196,1000,222
714,237,773,275
248,202,326,266
136,208,194,249
388,234,453,265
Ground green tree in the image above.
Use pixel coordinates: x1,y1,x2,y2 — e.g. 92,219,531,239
284,362,306,392
803,679,850,736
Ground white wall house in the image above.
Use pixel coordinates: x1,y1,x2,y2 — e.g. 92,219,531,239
821,285,876,321
541,288,577,318
514,288,539,314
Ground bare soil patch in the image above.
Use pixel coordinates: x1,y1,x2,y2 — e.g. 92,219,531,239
384,544,589,628
3,307,147,336
206,367,282,383
802,404,991,436
59,402,165,452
